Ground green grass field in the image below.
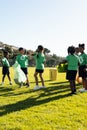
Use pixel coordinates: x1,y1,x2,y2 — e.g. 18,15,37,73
0,67,87,130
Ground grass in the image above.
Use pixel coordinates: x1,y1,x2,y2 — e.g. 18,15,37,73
0,67,87,130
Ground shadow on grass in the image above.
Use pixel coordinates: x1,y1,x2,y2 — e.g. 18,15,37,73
30,80,51,84
0,87,15,97
0,86,18,97
49,81,69,85
0,81,82,98
2,83,70,97
0,81,69,97
0,87,14,92
0,82,74,117
0,93,72,117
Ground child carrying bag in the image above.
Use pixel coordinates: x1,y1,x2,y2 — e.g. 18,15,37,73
13,62,26,85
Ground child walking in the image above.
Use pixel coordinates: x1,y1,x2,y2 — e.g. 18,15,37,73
78,44,87,92
1,51,12,85
33,45,46,90
60,46,79,94
16,47,30,87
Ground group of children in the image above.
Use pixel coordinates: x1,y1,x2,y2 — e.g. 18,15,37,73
0,45,46,90
1,43,87,94
62,43,87,94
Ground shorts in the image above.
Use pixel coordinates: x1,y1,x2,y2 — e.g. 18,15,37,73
66,70,77,80
2,66,10,75
36,69,44,73
21,68,28,75
79,65,87,78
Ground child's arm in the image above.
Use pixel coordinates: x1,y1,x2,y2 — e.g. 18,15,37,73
59,59,67,66
27,50,36,59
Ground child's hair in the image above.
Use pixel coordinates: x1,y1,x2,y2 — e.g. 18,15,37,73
67,46,75,55
19,47,24,51
36,45,44,58
79,43,85,49
37,45,44,51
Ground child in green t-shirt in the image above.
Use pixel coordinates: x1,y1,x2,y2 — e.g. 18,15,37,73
16,47,30,87
66,46,79,94
33,45,46,90
1,51,12,85
78,44,87,92
60,46,79,94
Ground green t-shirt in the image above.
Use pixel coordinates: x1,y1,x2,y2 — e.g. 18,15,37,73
2,57,10,67
34,53,46,70
16,54,29,68
66,54,79,70
79,53,87,66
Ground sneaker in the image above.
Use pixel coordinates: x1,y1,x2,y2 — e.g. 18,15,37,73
79,88,87,92
26,83,30,87
71,91,77,95
40,86,46,89
34,85,40,90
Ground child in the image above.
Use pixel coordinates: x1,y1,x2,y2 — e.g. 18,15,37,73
60,46,79,94
13,61,26,86
1,51,12,85
33,45,46,90
78,44,87,92
16,47,30,87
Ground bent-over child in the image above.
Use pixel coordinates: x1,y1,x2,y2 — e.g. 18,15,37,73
16,47,30,87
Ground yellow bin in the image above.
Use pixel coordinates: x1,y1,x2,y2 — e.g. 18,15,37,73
49,68,57,80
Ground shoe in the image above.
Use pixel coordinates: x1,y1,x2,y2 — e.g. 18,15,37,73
79,88,87,92
40,86,46,89
71,91,77,94
34,85,40,90
26,83,30,87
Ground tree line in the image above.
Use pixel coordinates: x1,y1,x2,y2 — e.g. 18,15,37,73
0,42,65,67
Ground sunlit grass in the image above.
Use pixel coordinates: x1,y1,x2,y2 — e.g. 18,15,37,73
0,67,87,130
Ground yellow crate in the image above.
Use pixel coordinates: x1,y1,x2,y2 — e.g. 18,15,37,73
49,68,57,80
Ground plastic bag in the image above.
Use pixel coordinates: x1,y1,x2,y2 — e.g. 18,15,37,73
13,62,26,85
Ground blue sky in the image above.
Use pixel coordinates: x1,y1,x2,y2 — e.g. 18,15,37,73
0,0,87,56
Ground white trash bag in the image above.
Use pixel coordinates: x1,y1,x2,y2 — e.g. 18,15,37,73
13,62,26,85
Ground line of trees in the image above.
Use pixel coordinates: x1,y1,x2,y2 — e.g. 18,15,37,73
0,42,65,67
